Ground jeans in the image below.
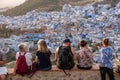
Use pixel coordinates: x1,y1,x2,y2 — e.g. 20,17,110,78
100,67,115,80
77,65,92,70
39,66,51,71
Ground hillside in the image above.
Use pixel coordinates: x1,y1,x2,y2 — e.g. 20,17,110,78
0,0,26,9
1,0,120,17
0,0,119,38
0,0,97,17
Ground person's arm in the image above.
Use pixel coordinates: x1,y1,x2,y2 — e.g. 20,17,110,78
111,48,114,60
48,50,52,57
101,49,108,63
25,52,33,66
34,51,39,63
100,49,108,67
88,49,93,58
13,61,17,75
35,56,39,63
55,47,59,61
13,52,19,74
71,47,76,60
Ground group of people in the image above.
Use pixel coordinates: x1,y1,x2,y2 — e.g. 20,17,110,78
0,38,115,80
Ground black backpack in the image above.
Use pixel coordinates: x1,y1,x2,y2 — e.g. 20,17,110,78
58,46,75,76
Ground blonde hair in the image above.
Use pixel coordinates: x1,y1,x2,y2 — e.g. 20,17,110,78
18,43,27,52
37,39,49,53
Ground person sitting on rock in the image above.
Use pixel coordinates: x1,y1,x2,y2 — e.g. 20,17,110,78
14,43,33,76
77,40,93,70
35,39,52,71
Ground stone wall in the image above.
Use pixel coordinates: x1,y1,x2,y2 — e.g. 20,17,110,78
7,66,120,80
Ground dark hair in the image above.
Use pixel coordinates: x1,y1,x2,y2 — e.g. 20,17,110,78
102,38,109,46
79,40,88,47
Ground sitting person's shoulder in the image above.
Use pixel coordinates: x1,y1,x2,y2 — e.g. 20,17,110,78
25,52,32,56
16,52,19,54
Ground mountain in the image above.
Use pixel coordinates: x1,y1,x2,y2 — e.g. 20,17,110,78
0,0,120,17
0,0,119,38
0,0,97,17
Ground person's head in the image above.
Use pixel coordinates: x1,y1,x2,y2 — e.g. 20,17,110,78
102,38,109,47
18,43,27,52
37,39,49,53
79,40,88,48
63,39,72,46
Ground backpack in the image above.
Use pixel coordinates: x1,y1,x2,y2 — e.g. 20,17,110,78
58,46,75,76
16,53,29,75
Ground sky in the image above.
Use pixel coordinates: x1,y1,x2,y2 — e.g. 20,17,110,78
0,0,26,8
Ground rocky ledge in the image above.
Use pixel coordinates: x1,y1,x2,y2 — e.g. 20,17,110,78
7,65,120,80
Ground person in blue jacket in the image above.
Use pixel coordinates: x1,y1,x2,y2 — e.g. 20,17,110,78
99,38,115,80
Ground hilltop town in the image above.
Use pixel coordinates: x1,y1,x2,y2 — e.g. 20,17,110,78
0,0,120,65
0,1,120,64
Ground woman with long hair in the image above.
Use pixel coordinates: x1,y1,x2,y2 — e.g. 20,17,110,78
99,38,115,80
35,39,52,71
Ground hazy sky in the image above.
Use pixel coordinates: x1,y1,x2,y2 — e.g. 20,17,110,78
0,0,26,8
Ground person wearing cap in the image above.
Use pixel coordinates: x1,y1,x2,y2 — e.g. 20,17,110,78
55,38,76,62
0,48,7,80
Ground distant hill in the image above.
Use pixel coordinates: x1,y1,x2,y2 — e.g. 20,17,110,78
0,0,97,17
95,0,120,6
0,0,119,38
0,0,119,17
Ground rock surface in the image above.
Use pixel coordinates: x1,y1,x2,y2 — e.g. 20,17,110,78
7,67,120,80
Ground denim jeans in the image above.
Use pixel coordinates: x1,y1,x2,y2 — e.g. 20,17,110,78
77,65,92,70
100,67,115,80
39,66,51,71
